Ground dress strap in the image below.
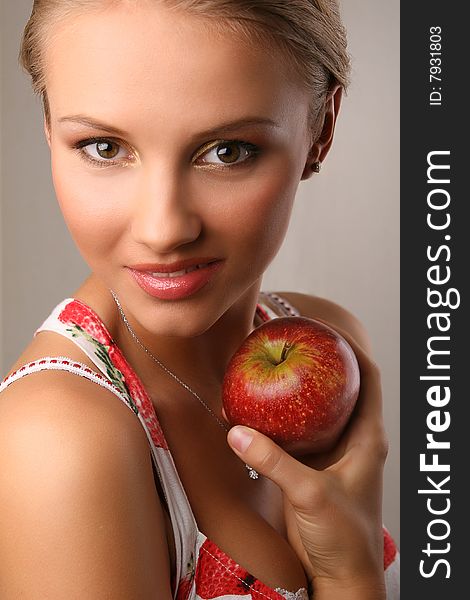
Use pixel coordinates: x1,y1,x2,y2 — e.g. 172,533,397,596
258,292,301,318
0,356,134,411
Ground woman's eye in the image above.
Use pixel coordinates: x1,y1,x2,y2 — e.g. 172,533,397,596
73,137,260,169
195,140,260,167
73,138,132,167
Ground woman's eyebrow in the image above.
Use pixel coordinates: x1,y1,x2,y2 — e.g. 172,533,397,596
58,115,127,136
189,117,281,138
57,115,281,138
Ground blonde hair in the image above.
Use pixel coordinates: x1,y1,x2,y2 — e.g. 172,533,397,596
19,0,351,142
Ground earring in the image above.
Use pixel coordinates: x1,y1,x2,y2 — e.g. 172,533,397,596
312,161,322,173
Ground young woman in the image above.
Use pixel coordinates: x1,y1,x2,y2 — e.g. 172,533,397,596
0,1,399,598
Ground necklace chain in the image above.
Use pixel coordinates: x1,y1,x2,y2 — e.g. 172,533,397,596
110,290,259,479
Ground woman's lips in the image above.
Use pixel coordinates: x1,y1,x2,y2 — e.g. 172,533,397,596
127,260,224,300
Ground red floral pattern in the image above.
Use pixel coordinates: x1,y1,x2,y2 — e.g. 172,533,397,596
383,527,397,570
175,551,196,600
58,300,112,346
194,537,285,599
57,299,168,449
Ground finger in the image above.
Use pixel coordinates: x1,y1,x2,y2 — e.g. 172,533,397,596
331,433,387,480
329,382,388,484
301,317,387,479
227,425,316,496
341,365,384,449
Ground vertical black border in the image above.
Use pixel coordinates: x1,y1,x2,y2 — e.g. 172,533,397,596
401,3,467,596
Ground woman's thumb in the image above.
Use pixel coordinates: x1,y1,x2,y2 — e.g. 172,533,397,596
227,425,307,490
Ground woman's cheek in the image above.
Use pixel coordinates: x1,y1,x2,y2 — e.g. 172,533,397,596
224,167,298,260
51,156,127,261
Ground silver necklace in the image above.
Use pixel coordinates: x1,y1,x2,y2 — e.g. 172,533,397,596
110,290,259,480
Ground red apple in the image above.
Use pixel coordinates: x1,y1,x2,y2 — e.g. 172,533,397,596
222,316,360,456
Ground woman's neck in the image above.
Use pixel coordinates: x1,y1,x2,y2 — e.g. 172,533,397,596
73,273,263,403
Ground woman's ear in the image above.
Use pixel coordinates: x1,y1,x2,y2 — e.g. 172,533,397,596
301,84,343,180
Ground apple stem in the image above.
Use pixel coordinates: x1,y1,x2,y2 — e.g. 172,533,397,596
280,341,292,363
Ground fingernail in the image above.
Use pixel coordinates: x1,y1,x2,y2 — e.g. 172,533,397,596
229,426,254,453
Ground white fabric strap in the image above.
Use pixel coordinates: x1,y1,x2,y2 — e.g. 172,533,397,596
264,292,301,317
275,587,309,600
0,356,135,414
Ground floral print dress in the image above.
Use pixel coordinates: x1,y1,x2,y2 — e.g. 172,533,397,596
0,292,399,599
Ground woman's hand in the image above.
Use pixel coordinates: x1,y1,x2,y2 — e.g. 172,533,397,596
226,323,388,600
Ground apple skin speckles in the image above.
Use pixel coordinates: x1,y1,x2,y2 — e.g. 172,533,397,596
222,316,360,456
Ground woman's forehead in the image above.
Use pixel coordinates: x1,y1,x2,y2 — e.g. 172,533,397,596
44,3,308,134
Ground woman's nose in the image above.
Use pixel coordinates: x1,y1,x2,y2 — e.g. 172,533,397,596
130,169,202,253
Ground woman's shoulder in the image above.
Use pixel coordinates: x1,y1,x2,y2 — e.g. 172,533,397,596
0,325,156,498
0,331,152,473
0,336,173,597
0,328,150,463
271,291,373,353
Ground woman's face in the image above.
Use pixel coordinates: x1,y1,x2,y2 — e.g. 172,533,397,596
44,3,314,337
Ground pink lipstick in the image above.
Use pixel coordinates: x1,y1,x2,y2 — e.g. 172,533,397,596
127,258,224,300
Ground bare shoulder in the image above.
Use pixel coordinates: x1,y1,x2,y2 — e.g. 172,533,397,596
0,368,172,598
274,291,373,354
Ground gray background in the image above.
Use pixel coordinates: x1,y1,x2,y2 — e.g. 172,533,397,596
0,1,400,544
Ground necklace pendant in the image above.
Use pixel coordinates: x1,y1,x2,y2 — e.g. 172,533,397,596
245,464,259,480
